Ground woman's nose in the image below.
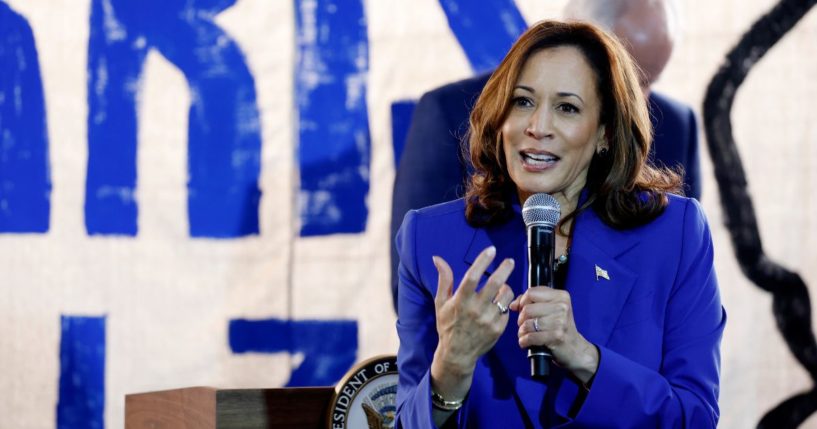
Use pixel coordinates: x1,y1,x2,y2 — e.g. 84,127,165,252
524,108,552,139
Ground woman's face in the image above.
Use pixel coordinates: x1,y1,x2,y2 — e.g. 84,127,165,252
501,45,605,208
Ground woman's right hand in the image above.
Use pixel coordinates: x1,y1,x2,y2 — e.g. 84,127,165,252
430,246,515,400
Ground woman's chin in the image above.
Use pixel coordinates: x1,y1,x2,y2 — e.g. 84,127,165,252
515,182,559,199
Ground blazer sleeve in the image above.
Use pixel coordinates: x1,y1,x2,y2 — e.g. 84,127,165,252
557,198,725,428
393,210,472,429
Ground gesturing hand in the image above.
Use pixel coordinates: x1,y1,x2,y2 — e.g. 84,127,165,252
430,246,515,399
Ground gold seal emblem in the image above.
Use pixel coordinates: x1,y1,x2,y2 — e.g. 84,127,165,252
327,355,398,429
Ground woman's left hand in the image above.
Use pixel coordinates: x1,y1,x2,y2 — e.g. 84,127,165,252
509,288,599,384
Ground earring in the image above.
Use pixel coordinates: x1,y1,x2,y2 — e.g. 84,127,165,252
598,147,609,156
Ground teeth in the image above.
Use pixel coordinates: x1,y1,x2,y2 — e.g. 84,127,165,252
523,152,557,163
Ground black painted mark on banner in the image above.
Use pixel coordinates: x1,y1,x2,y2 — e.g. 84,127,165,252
702,1,817,427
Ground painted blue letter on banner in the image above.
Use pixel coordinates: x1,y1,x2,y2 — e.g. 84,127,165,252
229,318,357,386
0,1,51,233
57,315,106,429
295,0,371,236
437,0,527,73
86,0,261,237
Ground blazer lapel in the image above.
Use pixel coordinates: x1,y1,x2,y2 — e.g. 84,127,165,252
566,209,640,347
464,227,497,273
463,215,527,292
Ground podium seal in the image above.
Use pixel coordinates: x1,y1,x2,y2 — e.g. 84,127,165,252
328,355,398,429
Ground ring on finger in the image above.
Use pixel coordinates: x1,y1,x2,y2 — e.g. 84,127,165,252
495,301,509,315
533,318,541,332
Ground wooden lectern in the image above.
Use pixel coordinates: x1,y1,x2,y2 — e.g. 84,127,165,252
125,386,335,429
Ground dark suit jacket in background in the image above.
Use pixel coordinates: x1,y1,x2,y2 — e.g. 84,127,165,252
390,72,701,311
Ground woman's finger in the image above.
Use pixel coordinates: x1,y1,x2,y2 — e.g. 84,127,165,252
517,287,568,308
519,315,557,335
457,246,496,296
518,300,569,325
509,295,521,312
519,317,540,336
492,284,515,315
432,256,454,306
480,258,515,303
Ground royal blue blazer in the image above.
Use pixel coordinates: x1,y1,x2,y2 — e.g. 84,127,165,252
394,194,725,428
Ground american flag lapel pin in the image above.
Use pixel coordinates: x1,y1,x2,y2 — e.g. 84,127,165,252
595,265,610,281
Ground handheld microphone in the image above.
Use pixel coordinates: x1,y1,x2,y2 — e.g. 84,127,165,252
521,193,561,379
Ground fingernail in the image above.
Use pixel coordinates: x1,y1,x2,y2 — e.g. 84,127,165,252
486,246,496,256
432,256,441,268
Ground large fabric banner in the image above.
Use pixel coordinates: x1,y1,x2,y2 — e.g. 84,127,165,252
1,0,815,427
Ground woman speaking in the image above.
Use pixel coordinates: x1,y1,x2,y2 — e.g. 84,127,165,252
394,20,725,428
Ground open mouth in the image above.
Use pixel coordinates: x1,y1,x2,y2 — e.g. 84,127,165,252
521,151,559,167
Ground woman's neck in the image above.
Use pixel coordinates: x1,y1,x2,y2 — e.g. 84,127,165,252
551,189,581,216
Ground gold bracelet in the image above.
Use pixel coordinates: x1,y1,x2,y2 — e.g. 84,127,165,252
431,389,464,411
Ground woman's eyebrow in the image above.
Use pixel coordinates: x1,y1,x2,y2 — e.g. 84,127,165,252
513,85,584,104
556,92,584,103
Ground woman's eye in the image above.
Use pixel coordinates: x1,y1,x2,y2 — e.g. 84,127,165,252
558,103,579,113
512,96,533,107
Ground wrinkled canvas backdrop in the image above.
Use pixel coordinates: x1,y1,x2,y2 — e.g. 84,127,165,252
0,0,815,428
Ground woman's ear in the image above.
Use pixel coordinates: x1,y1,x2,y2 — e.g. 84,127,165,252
596,125,609,150
596,124,610,142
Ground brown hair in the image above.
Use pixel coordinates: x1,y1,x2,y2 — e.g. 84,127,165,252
464,20,681,230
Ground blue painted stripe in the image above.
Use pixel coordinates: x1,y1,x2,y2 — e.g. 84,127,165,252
85,0,148,236
295,0,371,236
229,318,357,386
85,0,262,237
390,100,417,166
438,0,527,73
0,1,51,233
57,315,106,429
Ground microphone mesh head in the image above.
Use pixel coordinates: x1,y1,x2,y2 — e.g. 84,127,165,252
522,193,561,227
